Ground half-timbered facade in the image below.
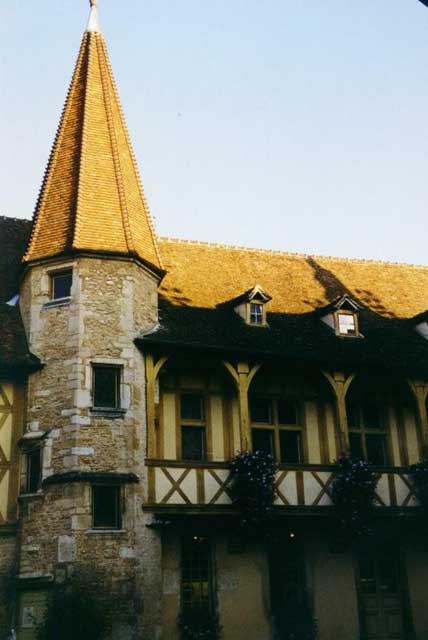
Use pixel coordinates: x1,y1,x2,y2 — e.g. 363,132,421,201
1,2,428,639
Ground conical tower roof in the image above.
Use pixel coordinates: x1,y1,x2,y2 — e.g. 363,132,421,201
24,1,163,275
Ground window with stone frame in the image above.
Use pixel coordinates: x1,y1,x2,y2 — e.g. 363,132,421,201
180,394,206,461
181,536,215,624
347,399,389,466
50,269,72,300
92,364,121,409
250,396,304,464
92,484,122,529
22,447,42,494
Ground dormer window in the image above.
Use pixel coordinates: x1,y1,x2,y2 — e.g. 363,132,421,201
232,284,272,327
336,311,358,337
249,302,264,326
321,295,362,338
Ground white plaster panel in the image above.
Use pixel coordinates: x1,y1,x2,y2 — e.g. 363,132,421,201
305,400,321,464
274,471,297,505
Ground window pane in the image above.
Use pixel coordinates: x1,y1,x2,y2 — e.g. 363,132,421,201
338,313,357,335
52,272,72,299
349,432,364,459
27,449,41,493
250,398,271,423
92,485,121,529
181,536,212,620
278,399,298,425
252,429,274,456
93,366,120,408
279,431,302,464
250,303,263,325
181,395,204,421
182,426,205,461
346,402,360,429
363,403,383,430
366,434,387,466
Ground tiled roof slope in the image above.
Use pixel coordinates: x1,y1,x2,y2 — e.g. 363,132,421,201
158,238,428,319
24,27,162,274
0,216,31,303
136,239,428,375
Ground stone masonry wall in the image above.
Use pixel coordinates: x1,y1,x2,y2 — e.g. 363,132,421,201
18,255,162,638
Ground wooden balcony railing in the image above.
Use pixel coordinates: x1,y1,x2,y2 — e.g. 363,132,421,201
144,460,419,512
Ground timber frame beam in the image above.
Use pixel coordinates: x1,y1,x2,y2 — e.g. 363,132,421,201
146,354,170,458
407,380,428,459
322,370,355,454
222,361,261,451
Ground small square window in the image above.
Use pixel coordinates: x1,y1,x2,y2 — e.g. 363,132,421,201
279,430,302,464
182,426,206,461
337,312,357,336
181,395,204,421
249,303,264,325
51,270,72,300
92,365,121,409
252,428,275,457
92,485,121,529
250,398,272,423
25,448,42,494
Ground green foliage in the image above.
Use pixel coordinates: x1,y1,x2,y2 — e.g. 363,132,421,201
230,450,278,533
36,566,111,640
331,454,378,538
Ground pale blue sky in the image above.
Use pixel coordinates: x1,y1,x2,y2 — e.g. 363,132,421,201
1,1,428,263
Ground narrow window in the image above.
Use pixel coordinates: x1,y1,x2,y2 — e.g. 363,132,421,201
92,365,121,409
251,397,304,463
180,394,206,461
249,302,264,326
92,485,121,529
25,448,42,493
279,430,302,464
250,397,272,424
347,399,388,465
336,312,357,336
181,536,214,624
51,270,72,300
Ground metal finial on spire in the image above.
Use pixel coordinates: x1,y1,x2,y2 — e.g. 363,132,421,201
87,0,100,32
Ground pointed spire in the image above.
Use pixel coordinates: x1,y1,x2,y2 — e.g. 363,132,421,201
24,3,163,276
87,0,100,33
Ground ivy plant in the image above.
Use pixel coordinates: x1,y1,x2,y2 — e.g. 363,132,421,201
408,461,428,511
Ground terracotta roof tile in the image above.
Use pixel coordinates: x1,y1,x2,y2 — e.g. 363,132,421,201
24,30,162,273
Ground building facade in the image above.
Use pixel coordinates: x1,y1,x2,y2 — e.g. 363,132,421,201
1,2,428,639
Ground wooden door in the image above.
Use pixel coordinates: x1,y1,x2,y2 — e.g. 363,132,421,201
16,590,49,640
357,548,404,640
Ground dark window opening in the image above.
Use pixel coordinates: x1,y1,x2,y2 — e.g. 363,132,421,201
182,426,206,461
25,448,42,493
181,395,204,421
349,433,364,460
348,397,388,465
51,271,72,300
278,399,298,425
366,434,387,466
92,485,121,529
181,536,213,623
279,431,302,464
92,365,121,409
252,428,275,457
363,403,383,430
249,303,264,325
250,398,272,424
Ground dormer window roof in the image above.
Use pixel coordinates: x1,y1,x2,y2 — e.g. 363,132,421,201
321,295,362,338
233,284,271,327
411,311,428,340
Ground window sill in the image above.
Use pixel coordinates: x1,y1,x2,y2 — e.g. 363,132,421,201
43,297,71,309
18,492,44,500
90,407,126,419
86,528,126,535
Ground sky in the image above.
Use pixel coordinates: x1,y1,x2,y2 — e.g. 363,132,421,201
1,1,428,264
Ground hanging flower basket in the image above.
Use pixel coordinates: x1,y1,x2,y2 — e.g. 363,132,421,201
408,461,428,511
230,450,278,533
330,455,378,538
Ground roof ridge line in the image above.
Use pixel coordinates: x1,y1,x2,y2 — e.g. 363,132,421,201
158,236,428,270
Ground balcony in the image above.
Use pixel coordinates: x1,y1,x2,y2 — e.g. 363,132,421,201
144,461,419,514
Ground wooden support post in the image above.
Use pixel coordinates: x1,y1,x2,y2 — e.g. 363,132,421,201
322,371,355,455
223,361,261,452
408,380,428,459
146,354,170,459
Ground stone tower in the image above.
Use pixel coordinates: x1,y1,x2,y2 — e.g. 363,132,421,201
17,1,164,636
